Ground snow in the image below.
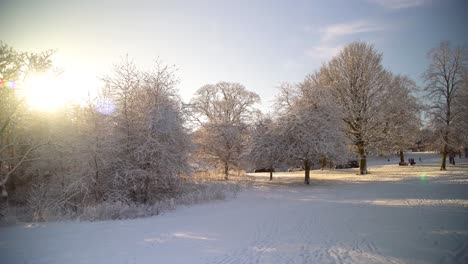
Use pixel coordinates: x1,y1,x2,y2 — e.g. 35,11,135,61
1,152,468,264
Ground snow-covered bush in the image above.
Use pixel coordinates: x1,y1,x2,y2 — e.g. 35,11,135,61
79,180,241,221
0,56,196,223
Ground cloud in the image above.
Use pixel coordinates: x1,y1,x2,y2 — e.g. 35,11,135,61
368,0,428,9
305,20,385,61
319,20,385,43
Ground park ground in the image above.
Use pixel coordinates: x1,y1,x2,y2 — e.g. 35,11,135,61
1,152,468,264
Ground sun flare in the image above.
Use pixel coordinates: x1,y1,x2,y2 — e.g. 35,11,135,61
20,73,72,111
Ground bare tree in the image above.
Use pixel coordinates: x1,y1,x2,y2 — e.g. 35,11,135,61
190,82,260,179
320,42,390,175
423,41,467,170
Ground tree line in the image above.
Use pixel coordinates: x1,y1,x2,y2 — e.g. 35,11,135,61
0,40,467,220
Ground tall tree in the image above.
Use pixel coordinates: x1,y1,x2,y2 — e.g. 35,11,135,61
423,41,467,170
320,42,390,175
190,82,260,179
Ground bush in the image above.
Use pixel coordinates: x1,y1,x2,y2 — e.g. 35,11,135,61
1,177,244,223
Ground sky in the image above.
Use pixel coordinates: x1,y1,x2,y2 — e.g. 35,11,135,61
1,0,467,111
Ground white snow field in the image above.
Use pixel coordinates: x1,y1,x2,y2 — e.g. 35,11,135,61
1,153,468,264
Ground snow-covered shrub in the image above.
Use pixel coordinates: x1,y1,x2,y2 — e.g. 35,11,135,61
101,59,192,204
79,180,242,221
0,55,247,224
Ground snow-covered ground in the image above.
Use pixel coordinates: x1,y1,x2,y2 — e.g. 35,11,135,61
1,152,468,264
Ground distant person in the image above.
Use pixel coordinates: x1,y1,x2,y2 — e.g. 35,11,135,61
419,157,422,162
449,154,455,165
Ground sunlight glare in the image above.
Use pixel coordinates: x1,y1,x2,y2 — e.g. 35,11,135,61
22,72,70,111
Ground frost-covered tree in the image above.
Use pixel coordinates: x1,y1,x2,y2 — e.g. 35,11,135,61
246,116,283,180
423,41,467,170
377,75,422,163
320,42,391,174
63,97,115,203
1,48,196,221
455,74,468,157
21,110,93,220
438,69,468,159
102,58,191,202
190,82,260,179
102,56,140,156
276,82,347,184
190,82,260,125
0,42,53,199
194,122,246,179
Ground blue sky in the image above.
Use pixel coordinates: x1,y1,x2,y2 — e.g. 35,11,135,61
1,0,467,111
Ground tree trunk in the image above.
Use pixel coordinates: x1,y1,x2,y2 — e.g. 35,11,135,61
358,146,368,175
321,158,326,170
441,144,447,170
304,159,310,185
93,155,101,202
399,150,405,163
1,185,7,198
143,176,150,204
224,162,229,180
269,167,273,181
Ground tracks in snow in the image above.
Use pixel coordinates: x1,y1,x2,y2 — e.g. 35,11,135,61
204,185,401,264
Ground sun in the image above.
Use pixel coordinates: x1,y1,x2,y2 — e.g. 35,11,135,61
20,72,72,111
15,69,101,112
